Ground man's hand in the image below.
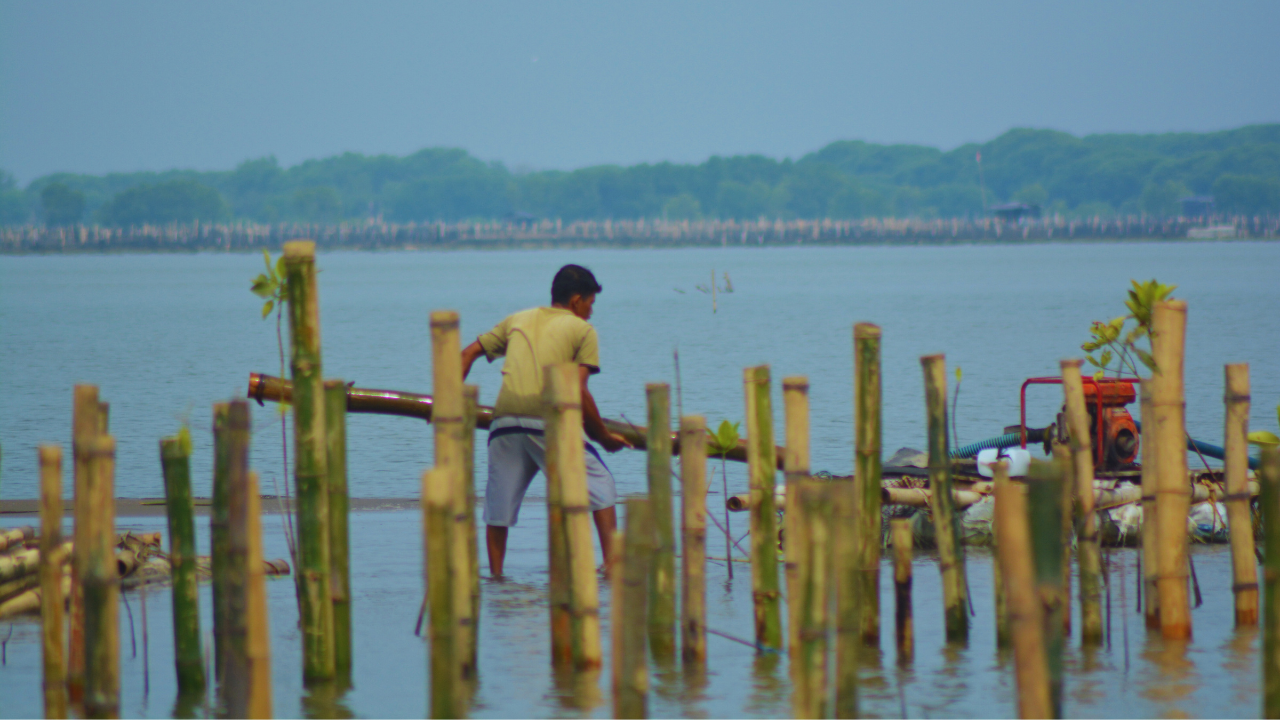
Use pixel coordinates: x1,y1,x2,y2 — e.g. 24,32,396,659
597,430,632,453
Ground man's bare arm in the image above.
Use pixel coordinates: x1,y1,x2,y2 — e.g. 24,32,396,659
461,340,486,380
579,365,631,452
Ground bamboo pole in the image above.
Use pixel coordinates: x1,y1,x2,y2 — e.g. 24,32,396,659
546,375,572,666
1151,299,1192,640
545,362,603,669
921,354,968,642
613,498,652,719
423,466,461,718
221,401,252,709
160,435,206,694
853,323,882,646
793,479,830,720
282,239,335,681
210,403,231,691
646,383,676,661
1027,460,1065,717
832,477,858,719
1050,441,1073,638
243,473,273,719
40,444,68,719
743,365,783,649
82,434,118,719
1224,363,1257,626
325,380,353,681
993,461,1051,719
1139,383,1160,628
1061,359,1103,645
68,384,100,706
993,497,1010,650
782,376,810,668
1261,447,1280,718
891,518,914,665
431,311,473,686
462,384,481,672
679,416,707,666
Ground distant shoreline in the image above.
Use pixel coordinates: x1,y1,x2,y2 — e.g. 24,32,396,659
2,216,1276,254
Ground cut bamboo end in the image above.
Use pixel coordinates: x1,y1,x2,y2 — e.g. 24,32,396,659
282,239,316,258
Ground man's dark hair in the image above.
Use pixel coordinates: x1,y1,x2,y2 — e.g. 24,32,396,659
551,264,603,305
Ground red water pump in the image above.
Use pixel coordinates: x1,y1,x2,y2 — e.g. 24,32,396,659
1020,377,1141,471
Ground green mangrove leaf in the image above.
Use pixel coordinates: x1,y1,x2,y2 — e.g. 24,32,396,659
708,420,741,457
1133,348,1156,372
262,300,274,319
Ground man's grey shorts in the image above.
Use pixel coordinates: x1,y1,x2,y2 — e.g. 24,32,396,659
484,416,617,527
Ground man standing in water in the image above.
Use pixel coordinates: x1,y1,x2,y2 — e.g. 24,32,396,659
461,264,630,577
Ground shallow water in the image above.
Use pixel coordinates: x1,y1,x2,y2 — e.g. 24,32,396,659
1,241,1278,717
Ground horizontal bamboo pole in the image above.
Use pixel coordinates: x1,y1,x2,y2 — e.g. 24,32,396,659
0,526,34,553
249,373,787,468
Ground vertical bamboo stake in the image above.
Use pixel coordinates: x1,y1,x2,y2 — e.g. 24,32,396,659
744,365,783,649
646,383,676,662
1151,299,1191,640
546,363,603,669
431,311,473,685
832,478,858,719
680,416,707,666
613,498,652,719
243,473,273,719
423,467,460,719
993,503,1010,650
83,435,118,719
282,239,335,681
463,384,481,672
161,435,206,694
1261,447,1280,718
993,461,1051,719
853,323,882,646
1027,460,1065,717
891,518,914,664
210,403,231,691
546,380,572,666
1049,441,1073,638
324,380,352,681
1224,364,1257,626
782,376,810,668
1061,359,1104,645
921,354,968,642
221,401,252,708
1139,383,1160,628
68,384,100,706
40,445,68,719
793,480,830,720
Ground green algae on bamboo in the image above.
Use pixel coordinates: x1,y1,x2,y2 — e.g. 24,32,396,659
282,239,335,681
1027,459,1066,718
921,354,968,642
680,416,708,666
161,433,206,695
854,322,882,646
613,498,652,719
646,383,677,661
1261,447,1280,718
744,365,783,650
1060,359,1103,645
39,444,68,719
325,380,353,681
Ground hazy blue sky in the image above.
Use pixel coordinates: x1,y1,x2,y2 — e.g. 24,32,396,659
2,1,1277,183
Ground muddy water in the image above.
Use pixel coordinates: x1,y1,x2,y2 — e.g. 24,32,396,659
0,506,1260,718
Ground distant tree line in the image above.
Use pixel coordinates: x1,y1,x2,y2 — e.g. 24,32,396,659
3,124,1279,227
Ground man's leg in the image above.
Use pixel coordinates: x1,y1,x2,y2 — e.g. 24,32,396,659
592,506,617,571
487,525,509,578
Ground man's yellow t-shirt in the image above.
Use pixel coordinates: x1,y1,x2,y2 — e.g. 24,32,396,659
477,307,600,418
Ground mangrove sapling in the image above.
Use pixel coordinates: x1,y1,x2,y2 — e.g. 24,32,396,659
250,249,298,562
708,421,741,580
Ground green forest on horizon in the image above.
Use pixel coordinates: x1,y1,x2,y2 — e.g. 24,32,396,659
5,124,1280,227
